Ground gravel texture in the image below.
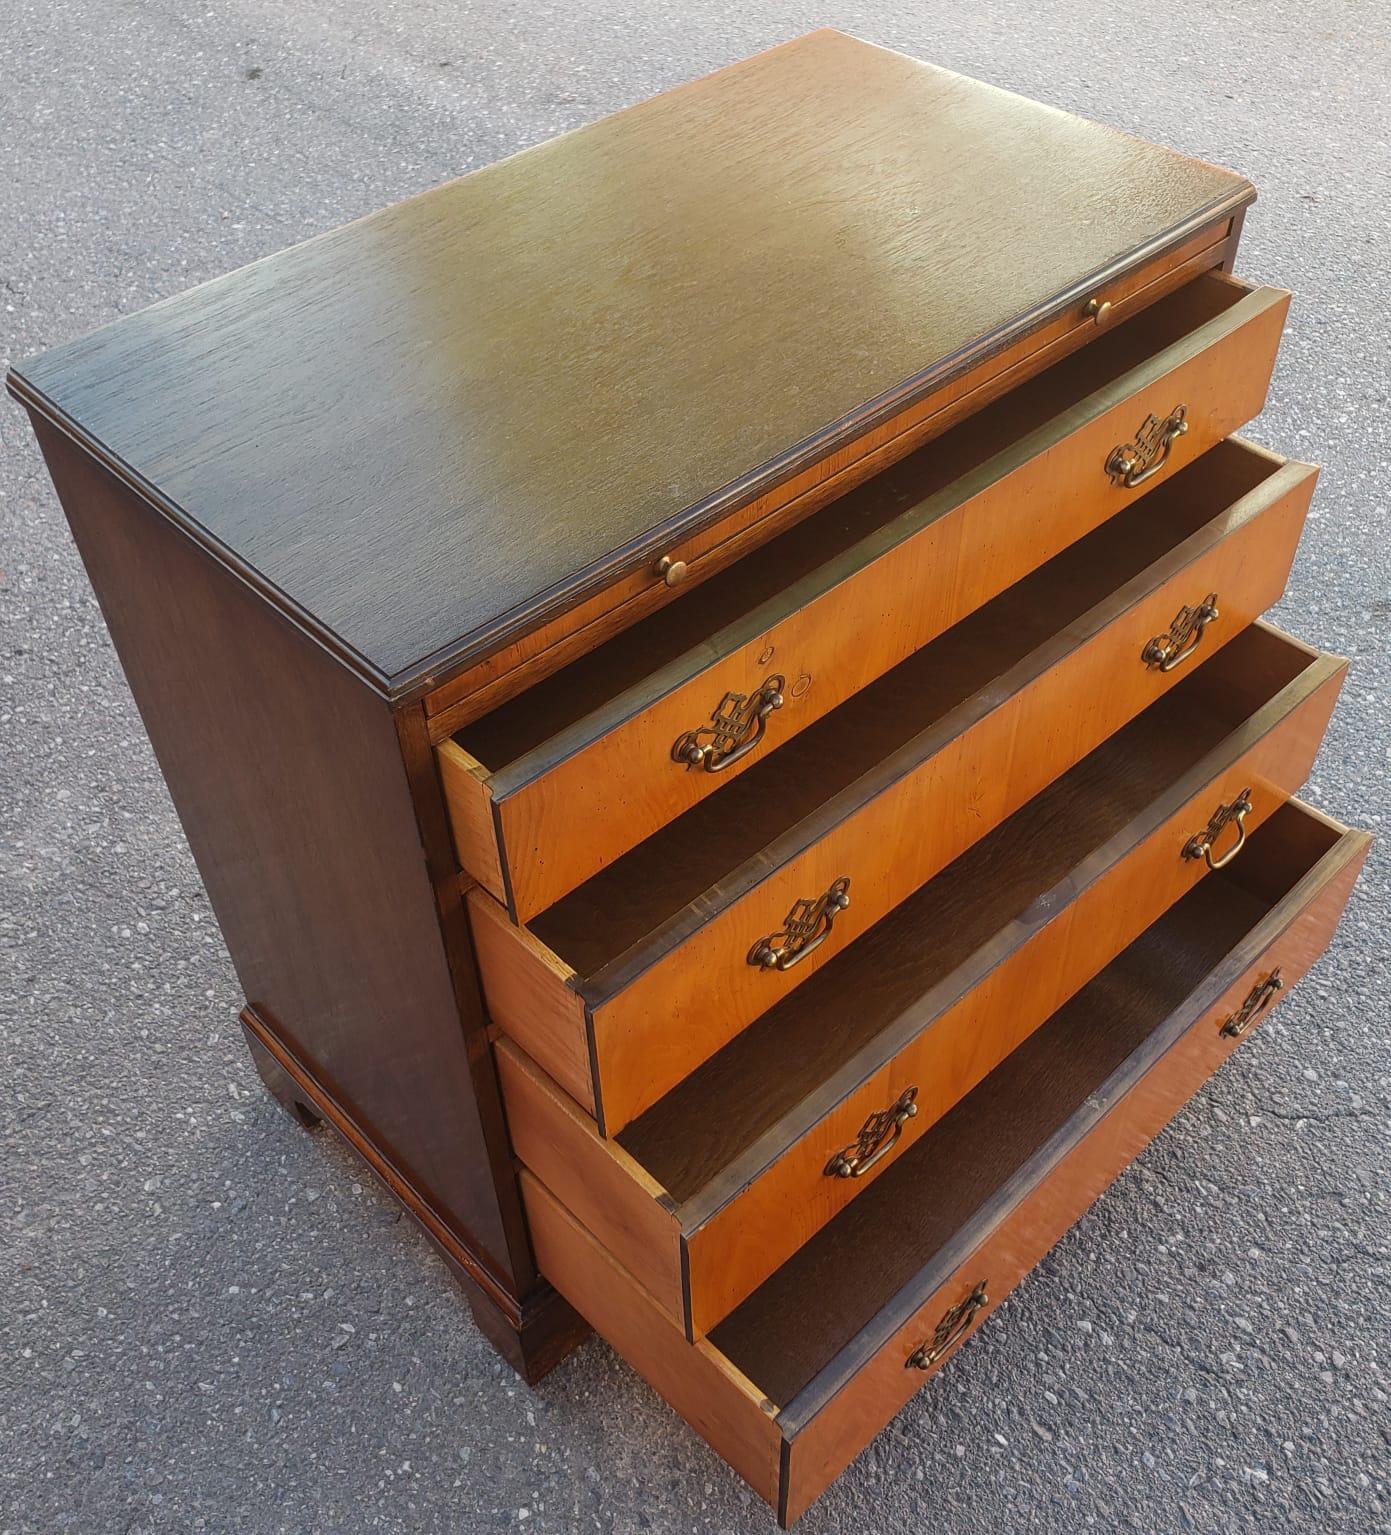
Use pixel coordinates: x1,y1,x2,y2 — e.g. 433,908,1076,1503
2,3,1388,1532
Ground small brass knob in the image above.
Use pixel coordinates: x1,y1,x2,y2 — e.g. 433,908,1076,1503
1085,297,1114,328
657,555,689,588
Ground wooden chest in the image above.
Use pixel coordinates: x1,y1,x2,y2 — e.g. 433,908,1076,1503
9,30,1368,1525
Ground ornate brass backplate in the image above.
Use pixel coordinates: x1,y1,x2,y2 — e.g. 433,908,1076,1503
1142,591,1219,672
671,674,785,772
825,1086,919,1178
906,1281,990,1371
1183,787,1253,871
1221,968,1284,1038
1105,403,1188,488
747,875,851,972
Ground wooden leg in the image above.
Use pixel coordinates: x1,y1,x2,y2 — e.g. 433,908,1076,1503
241,1015,322,1128
453,1263,591,1384
237,1006,590,1381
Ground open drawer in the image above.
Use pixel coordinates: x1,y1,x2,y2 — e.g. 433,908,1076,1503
524,799,1370,1526
438,273,1289,921
498,622,1346,1337
473,440,1316,1134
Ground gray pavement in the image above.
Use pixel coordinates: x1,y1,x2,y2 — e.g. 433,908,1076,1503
2,3,1389,1532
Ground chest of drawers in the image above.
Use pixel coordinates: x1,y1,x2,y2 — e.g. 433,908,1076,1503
9,30,1368,1525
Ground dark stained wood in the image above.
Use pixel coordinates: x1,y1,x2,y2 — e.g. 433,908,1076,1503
241,1008,588,1382
6,31,1252,697
27,416,539,1322
423,219,1236,732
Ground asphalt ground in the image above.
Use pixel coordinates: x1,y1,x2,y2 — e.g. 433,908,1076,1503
2,3,1388,1532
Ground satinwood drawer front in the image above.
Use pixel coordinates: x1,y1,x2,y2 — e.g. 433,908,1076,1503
471,438,1315,1134
438,275,1288,922
522,800,1370,1527
496,622,1345,1337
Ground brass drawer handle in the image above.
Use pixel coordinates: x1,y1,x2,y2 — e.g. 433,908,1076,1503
1105,403,1188,489
907,1281,989,1371
1183,788,1253,871
1084,296,1114,327
1142,592,1219,672
1221,968,1284,1038
748,875,850,972
672,674,785,772
825,1086,918,1178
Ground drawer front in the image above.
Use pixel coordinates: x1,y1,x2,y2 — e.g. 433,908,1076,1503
777,820,1370,1524
442,278,1289,922
494,642,1344,1339
521,812,1369,1528
424,221,1238,740
678,649,1344,1332
578,469,1314,1132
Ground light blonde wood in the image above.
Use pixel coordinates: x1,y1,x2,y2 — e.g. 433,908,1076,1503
424,222,1232,737
484,282,1290,919
588,481,1316,1132
521,1171,782,1504
466,887,593,1115
782,826,1371,1524
495,1038,685,1320
487,645,1344,1339
682,646,1345,1332
435,740,505,897
517,816,1368,1526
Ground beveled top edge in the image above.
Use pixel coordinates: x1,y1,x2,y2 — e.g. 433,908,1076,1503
8,30,1255,701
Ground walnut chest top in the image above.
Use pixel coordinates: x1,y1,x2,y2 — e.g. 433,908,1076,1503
7,29,1250,695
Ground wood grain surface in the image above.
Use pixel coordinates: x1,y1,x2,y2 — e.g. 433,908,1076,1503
421,222,1238,732
521,802,1367,1525
27,417,532,1308
439,276,1289,916
494,447,1316,1132
7,30,1251,695
489,625,1343,1338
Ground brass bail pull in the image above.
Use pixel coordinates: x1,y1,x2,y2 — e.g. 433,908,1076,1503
671,674,785,773
1183,788,1254,871
825,1086,918,1179
906,1281,989,1372
1221,968,1284,1038
747,876,851,972
1142,592,1219,672
1105,403,1189,489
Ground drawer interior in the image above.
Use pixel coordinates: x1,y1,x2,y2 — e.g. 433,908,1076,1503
614,622,1328,1201
701,798,1350,1411
453,272,1256,780
526,442,1299,977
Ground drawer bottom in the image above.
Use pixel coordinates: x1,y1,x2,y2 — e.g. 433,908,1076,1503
523,799,1369,1526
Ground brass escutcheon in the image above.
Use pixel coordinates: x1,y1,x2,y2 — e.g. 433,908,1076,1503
1221,969,1284,1038
907,1281,989,1371
1183,788,1253,871
1105,403,1189,489
825,1086,919,1178
748,876,850,972
1142,592,1220,672
671,674,785,772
